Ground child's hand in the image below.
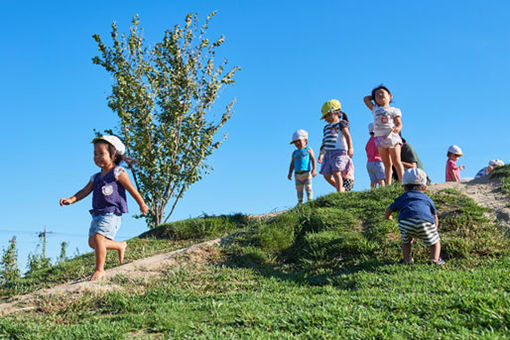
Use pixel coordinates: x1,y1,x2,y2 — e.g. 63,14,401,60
59,197,74,206
386,215,393,221
318,154,324,164
459,165,465,170
312,170,317,177
140,204,149,215
288,173,292,180
348,149,353,158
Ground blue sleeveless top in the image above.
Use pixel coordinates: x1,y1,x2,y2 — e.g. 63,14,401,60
90,166,128,216
293,147,312,172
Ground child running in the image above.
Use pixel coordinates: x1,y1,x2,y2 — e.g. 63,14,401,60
288,129,317,203
59,135,149,281
363,85,404,184
385,168,444,265
318,99,354,192
365,122,386,188
445,145,465,182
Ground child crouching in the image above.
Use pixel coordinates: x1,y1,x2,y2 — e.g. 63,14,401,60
385,168,445,265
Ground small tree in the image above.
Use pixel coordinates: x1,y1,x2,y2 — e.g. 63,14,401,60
0,237,20,284
93,12,239,228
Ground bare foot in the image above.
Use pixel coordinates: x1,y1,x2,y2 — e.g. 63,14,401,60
89,270,105,281
118,241,127,263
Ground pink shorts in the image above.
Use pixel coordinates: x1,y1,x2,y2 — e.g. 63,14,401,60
374,133,402,149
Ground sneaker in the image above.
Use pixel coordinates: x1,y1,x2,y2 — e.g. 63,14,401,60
399,258,414,265
430,258,446,265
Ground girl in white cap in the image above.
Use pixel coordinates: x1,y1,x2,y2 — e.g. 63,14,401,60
288,129,317,203
445,145,465,182
363,85,404,184
60,135,149,281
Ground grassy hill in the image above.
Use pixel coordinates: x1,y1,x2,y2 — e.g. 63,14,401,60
1,167,509,339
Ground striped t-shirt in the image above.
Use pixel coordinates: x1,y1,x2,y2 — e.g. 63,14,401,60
320,120,349,153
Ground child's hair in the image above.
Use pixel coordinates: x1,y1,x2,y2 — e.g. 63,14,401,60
94,140,124,165
339,111,349,123
371,85,393,103
404,184,425,191
447,152,459,158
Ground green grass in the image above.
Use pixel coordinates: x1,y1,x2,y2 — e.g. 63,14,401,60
0,256,508,339
0,214,247,300
1,186,509,339
490,164,510,195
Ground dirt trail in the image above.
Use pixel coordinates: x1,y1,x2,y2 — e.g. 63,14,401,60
1,177,508,316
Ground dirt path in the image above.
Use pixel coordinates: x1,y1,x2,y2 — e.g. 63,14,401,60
428,177,510,233
1,178,508,316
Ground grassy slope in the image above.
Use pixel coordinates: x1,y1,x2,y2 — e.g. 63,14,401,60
1,172,509,339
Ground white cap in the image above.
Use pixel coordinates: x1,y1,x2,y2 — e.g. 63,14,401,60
368,122,374,133
448,145,463,156
92,135,126,156
489,159,504,167
290,129,308,144
402,168,428,186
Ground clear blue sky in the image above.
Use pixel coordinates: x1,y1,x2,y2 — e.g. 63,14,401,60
2,0,509,271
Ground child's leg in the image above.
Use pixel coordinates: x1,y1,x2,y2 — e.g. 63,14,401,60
305,179,313,201
371,181,377,189
388,145,404,181
429,241,441,262
323,174,336,188
378,179,385,188
90,234,107,281
402,241,413,263
378,147,393,185
295,182,304,204
332,171,344,192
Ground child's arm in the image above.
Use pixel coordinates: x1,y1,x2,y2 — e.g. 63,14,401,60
59,181,94,206
341,127,354,158
363,96,374,110
392,116,403,134
434,214,439,227
288,154,294,180
384,207,394,221
308,148,317,177
117,171,149,214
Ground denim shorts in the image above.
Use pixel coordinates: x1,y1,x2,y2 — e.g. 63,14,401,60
89,213,122,240
320,150,351,175
367,161,386,182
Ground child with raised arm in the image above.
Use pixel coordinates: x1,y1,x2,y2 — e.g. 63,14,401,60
318,99,354,192
364,85,404,184
445,145,465,182
365,122,386,189
385,168,444,265
288,129,317,204
60,135,149,281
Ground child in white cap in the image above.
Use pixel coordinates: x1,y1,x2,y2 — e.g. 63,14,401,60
385,168,444,265
365,122,386,189
446,145,465,182
60,135,149,280
288,129,317,204
318,99,354,192
475,159,505,178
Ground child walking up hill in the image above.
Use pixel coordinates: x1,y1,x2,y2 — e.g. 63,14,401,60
318,99,354,192
59,135,149,281
385,168,444,265
445,145,465,182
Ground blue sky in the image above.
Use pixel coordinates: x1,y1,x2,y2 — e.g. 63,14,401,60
1,0,509,271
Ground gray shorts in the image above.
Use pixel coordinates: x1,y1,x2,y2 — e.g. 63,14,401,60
89,213,122,240
320,150,351,175
398,218,440,246
367,161,385,182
